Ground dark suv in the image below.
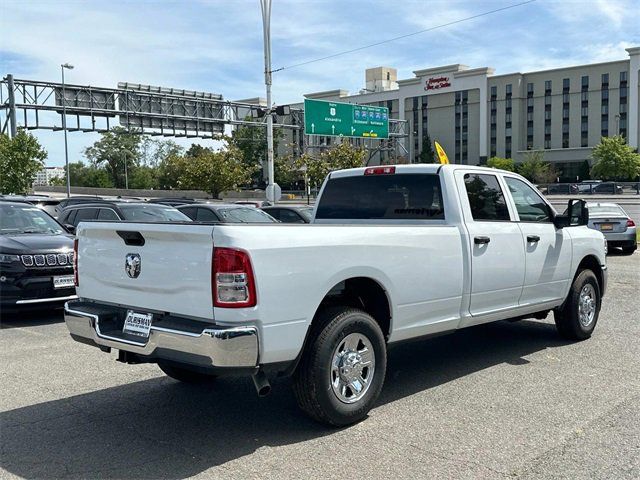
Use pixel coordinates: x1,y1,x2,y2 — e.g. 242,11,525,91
0,201,76,309
58,202,191,232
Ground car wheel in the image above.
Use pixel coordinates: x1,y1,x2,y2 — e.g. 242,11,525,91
293,307,387,427
554,269,601,340
158,363,217,384
621,245,637,255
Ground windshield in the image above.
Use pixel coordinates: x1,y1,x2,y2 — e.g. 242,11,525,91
119,204,192,222
587,205,626,217
218,207,277,223
0,203,65,235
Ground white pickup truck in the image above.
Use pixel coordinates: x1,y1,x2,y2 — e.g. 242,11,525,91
65,164,607,426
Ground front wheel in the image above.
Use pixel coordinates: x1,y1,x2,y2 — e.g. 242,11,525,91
554,269,601,340
293,307,387,427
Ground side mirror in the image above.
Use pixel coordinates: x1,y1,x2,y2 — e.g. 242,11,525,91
553,199,589,229
64,224,76,234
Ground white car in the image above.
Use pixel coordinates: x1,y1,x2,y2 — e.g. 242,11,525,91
64,164,607,426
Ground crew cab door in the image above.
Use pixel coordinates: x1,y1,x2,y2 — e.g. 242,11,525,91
457,171,525,316
503,176,572,306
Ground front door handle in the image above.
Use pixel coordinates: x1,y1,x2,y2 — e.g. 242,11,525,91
474,236,491,245
527,235,541,243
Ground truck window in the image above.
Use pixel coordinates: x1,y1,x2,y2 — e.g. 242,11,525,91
504,177,551,222
315,174,444,220
463,173,510,221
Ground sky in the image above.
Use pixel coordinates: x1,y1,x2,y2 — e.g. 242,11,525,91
1,0,638,167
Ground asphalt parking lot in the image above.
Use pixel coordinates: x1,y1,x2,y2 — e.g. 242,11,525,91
1,252,638,479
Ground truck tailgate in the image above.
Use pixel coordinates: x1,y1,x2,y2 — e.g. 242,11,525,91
76,222,215,320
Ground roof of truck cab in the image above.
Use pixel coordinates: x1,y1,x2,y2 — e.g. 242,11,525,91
328,163,511,178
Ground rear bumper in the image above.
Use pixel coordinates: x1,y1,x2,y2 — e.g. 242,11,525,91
64,300,259,369
602,229,636,245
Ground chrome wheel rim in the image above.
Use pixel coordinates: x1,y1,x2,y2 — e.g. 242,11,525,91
578,284,597,327
330,333,375,404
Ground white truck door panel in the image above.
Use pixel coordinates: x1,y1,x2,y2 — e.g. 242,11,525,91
502,176,573,306
456,171,525,316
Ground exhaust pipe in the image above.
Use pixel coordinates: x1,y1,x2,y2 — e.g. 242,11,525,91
252,370,271,397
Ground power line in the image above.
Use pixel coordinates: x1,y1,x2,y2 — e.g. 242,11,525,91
272,0,536,73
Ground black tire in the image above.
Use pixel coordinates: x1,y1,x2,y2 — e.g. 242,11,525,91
293,307,387,427
554,269,601,341
158,363,217,384
621,245,637,255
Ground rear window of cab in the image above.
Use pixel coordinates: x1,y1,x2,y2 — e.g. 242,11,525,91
315,173,444,220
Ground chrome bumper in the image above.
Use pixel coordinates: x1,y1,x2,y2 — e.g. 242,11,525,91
64,301,258,368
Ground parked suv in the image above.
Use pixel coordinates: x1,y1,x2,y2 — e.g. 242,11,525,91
0,201,76,309
58,202,191,232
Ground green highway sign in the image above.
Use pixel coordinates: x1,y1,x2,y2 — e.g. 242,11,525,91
304,98,389,139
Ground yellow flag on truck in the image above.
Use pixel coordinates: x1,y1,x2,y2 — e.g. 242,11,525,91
434,141,449,164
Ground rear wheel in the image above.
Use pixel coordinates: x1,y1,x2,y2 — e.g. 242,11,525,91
554,269,601,340
621,244,637,255
293,307,387,427
158,363,217,384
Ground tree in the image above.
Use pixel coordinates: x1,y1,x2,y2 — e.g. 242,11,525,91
84,127,141,188
487,157,515,172
296,141,367,187
0,131,47,194
229,120,284,186
164,141,257,198
517,151,559,183
590,135,640,181
418,134,436,163
274,158,301,189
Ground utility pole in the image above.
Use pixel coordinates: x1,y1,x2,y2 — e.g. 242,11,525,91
6,74,17,138
260,0,276,202
124,150,128,189
61,63,74,198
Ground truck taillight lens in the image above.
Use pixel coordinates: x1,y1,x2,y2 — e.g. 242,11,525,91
73,238,79,287
212,247,256,308
627,219,635,227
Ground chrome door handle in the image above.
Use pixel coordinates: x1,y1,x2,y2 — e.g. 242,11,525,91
527,235,540,243
474,236,491,245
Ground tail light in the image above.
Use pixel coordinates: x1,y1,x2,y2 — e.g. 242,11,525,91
212,247,256,308
627,219,635,227
73,238,79,287
364,166,395,175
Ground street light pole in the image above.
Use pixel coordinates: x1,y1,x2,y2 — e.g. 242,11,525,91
61,63,74,198
260,0,275,202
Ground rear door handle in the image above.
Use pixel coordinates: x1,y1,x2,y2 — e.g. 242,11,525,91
474,236,491,245
527,235,540,243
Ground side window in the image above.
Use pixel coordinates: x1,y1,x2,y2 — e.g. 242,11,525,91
265,209,281,220
463,173,510,221
73,208,98,226
504,177,551,222
97,208,119,220
178,207,197,220
196,208,219,222
63,210,77,225
280,209,305,223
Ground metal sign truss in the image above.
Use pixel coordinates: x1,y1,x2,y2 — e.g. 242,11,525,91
1,75,302,139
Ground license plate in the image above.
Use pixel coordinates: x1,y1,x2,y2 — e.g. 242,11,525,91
599,223,614,231
53,275,75,289
123,311,153,338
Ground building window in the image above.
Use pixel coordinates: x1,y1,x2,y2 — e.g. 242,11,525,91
545,95,552,106
544,139,551,149
490,86,497,98
544,80,552,94
563,107,570,118
601,73,609,87
581,75,589,89
620,71,627,83
581,91,589,102
601,104,608,115
581,106,588,116
562,93,569,103
545,110,551,120
527,83,534,95
506,83,512,95
563,78,570,91
527,97,534,108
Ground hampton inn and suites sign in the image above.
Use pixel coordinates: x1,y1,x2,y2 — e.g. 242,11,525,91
424,76,451,91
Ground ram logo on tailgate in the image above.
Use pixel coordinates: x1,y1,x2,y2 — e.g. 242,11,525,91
125,253,141,279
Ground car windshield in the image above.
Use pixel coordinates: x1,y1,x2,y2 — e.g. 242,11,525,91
298,207,314,221
587,205,626,217
217,207,277,223
118,204,192,222
0,203,65,235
